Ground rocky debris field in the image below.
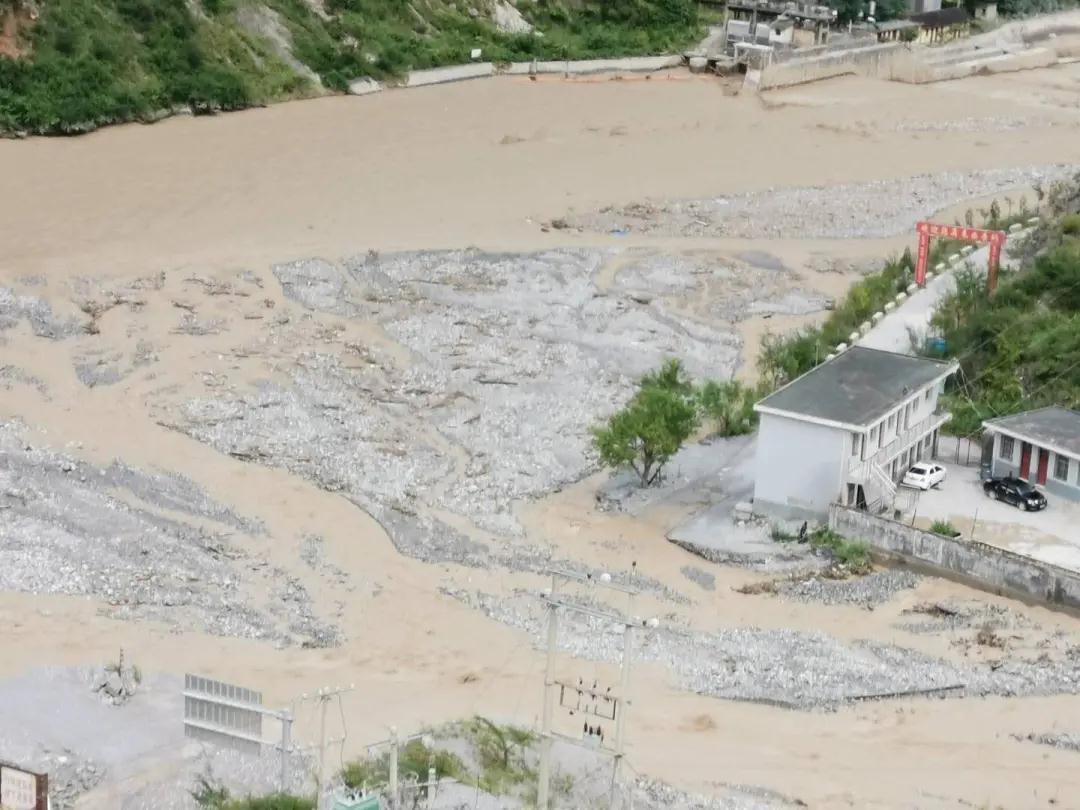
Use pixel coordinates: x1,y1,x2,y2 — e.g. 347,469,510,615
740,569,922,608
443,587,1080,709
1018,732,1080,753
894,598,1036,635
0,284,86,339
0,421,338,646
567,165,1077,240
160,248,810,563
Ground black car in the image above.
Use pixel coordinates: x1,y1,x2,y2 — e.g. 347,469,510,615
983,476,1048,511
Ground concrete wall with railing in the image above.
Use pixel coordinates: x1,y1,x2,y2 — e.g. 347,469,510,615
829,504,1080,610
756,42,905,89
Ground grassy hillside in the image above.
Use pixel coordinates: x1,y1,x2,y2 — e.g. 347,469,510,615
0,0,702,134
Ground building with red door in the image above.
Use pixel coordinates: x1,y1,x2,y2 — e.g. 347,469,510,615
983,407,1080,502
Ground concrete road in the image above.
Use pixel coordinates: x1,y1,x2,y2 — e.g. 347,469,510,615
857,245,991,355
896,460,1080,573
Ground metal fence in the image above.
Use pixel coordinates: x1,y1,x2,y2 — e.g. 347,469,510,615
183,674,265,757
938,434,987,468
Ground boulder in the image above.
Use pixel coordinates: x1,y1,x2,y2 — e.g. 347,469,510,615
347,77,382,96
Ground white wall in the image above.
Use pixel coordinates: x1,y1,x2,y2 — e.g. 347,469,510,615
754,413,847,519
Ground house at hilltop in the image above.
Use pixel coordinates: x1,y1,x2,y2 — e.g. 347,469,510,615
752,347,958,520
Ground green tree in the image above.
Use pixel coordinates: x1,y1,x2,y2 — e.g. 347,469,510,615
640,357,694,397
593,364,699,487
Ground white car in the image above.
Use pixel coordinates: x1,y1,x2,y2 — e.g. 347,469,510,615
901,463,946,490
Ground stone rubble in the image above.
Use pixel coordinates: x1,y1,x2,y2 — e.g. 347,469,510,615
777,569,921,607
443,586,1080,709
164,249,745,561
90,659,141,706
34,749,104,810
0,285,86,339
0,421,334,645
1017,732,1080,753
569,165,1079,240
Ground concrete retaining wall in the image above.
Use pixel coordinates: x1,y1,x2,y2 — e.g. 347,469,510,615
757,43,904,90
503,55,683,76
829,504,1080,610
406,62,496,87
349,55,685,96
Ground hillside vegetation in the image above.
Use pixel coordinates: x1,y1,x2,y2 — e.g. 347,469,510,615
0,0,701,134
930,174,1080,436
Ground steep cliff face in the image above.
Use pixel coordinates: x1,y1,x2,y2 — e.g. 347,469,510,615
0,0,700,134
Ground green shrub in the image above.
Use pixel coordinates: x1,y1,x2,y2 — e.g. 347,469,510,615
191,776,314,810
929,520,959,537
757,251,917,387
774,527,872,574
342,738,467,791
697,380,760,437
1061,213,1080,236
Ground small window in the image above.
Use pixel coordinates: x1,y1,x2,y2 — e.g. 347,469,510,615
925,388,932,401
1054,454,1070,481
851,432,861,457
999,436,1015,460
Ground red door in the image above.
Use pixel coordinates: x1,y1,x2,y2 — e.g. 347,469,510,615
1019,442,1032,480
1037,448,1050,485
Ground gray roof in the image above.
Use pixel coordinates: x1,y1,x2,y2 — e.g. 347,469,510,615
756,347,955,428
983,407,1080,458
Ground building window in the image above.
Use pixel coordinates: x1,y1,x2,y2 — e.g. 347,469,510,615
851,432,861,457
999,436,1015,460
887,413,894,431
925,388,932,402
1054,454,1070,481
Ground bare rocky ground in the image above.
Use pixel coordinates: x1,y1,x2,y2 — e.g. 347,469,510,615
160,248,776,558
440,585,1080,710
0,420,335,647
567,164,1078,240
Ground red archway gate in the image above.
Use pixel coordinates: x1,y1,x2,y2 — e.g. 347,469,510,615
915,221,1007,292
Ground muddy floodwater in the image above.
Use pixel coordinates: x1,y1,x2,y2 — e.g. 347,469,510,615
2,64,1080,810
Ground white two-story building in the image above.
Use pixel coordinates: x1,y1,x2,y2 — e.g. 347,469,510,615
752,347,958,520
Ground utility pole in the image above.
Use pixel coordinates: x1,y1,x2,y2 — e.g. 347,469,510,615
609,614,634,809
279,708,294,795
536,567,640,810
388,726,399,810
300,685,354,810
537,599,559,810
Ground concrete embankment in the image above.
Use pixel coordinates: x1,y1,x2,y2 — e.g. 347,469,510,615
830,504,1080,611
349,55,684,95
755,9,1080,90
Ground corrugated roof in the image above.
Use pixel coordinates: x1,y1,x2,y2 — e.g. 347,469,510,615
756,346,955,428
983,407,1080,458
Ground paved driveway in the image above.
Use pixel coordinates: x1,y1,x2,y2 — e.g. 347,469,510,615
894,460,1080,573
